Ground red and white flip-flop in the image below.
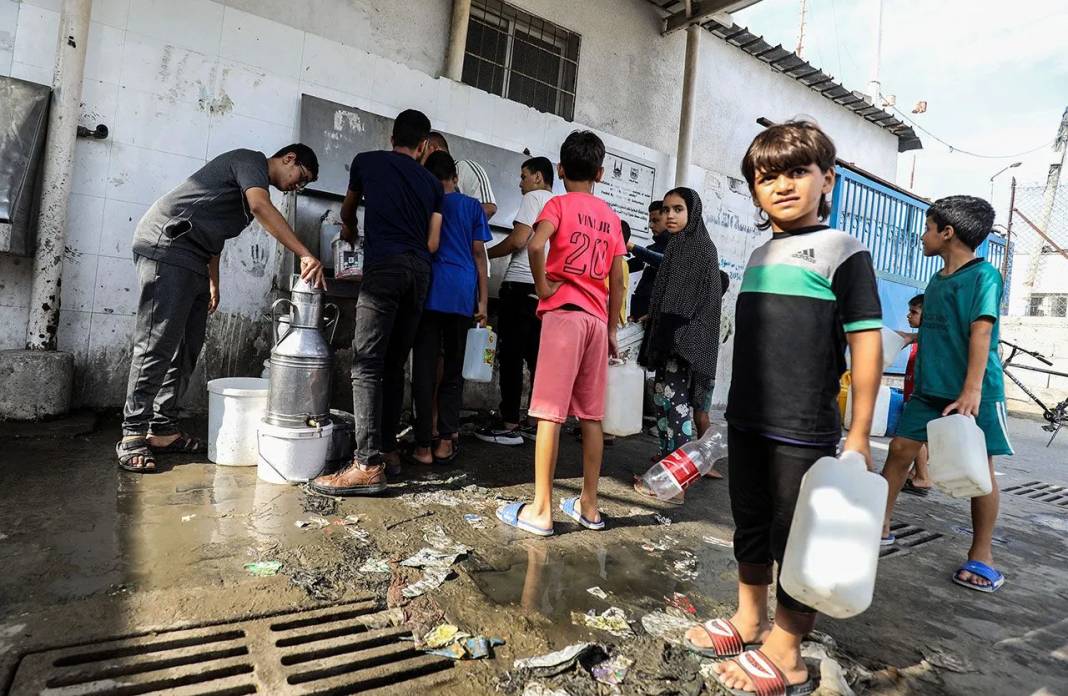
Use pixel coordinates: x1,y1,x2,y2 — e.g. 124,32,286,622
684,618,761,659
712,649,816,696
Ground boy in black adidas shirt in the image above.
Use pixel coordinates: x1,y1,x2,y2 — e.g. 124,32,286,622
687,122,883,695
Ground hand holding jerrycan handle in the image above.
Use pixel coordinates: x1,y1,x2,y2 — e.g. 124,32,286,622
779,451,888,619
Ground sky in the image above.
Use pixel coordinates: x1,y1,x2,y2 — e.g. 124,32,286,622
734,0,1068,224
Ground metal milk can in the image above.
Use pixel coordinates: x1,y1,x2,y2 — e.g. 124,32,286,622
265,276,338,427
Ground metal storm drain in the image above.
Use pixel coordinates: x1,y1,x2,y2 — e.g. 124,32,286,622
1002,481,1068,508
8,598,454,695
880,521,943,559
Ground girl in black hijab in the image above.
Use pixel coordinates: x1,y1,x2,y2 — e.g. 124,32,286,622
638,187,723,459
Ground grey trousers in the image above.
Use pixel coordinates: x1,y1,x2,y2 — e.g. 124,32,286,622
122,255,209,437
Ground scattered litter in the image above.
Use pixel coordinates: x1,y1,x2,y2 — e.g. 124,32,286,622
180,514,196,522
0,533,7,541
670,553,698,581
427,642,467,660
571,607,633,638
422,623,464,648
641,610,694,645
362,608,405,628
401,547,465,568
591,654,634,687
640,536,677,552
666,592,697,615
413,472,469,486
702,535,734,548
424,525,470,553
464,636,504,659
463,513,486,529
401,490,462,507
295,516,330,530
402,567,453,598
300,489,339,515
654,513,673,525
243,561,283,576
287,569,333,600
587,586,609,600
817,656,855,696
923,645,975,673
515,642,596,676
358,558,391,574
345,527,371,544
522,683,571,696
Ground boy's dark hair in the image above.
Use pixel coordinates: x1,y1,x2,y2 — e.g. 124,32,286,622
424,151,457,181
559,130,605,182
926,195,995,250
621,220,631,245
741,120,836,230
522,156,554,187
392,109,432,149
272,143,319,178
908,293,924,308
428,131,449,151
649,200,663,213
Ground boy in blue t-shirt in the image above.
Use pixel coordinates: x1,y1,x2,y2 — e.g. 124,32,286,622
410,151,491,465
881,195,1010,593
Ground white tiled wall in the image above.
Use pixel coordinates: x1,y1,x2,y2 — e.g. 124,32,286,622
1,0,896,409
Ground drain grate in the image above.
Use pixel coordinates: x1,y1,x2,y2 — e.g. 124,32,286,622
9,598,454,695
880,521,943,559
1002,481,1068,508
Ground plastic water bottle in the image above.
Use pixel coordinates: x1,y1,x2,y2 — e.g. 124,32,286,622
462,326,497,382
603,360,644,437
640,424,728,499
779,451,888,619
926,415,992,498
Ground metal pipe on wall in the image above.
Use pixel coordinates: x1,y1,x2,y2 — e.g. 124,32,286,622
444,0,473,81
25,0,91,351
675,23,701,187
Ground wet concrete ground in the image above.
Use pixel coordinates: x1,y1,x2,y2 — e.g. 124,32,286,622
0,412,1066,694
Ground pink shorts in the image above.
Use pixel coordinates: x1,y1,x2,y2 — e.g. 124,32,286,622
528,309,608,423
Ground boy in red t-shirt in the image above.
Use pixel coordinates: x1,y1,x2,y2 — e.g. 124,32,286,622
898,293,932,494
495,130,626,536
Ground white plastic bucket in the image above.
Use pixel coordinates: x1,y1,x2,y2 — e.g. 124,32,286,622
208,378,269,466
256,419,334,485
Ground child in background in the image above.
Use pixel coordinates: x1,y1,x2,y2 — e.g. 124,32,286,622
409,151,491,466
898,294,932,496
690,121,883,695
881,196,1009,592
495,130,625,536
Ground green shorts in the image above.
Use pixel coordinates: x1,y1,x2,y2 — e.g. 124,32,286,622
896,395,1014,456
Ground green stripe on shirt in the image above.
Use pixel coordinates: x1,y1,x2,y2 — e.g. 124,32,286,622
739,264,836,301
843,318,883,333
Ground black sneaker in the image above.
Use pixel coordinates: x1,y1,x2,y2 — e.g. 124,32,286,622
475,425,524,446
517,422,538,441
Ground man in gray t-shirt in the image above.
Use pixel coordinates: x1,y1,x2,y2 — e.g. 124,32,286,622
117,144,324,473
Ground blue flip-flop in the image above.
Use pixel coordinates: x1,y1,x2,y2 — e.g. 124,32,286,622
952,560,1006,593
495,501,554,537
560,496,605,531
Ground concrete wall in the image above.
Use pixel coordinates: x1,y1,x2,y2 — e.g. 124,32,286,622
1000,317,1068,418
0,0,903,411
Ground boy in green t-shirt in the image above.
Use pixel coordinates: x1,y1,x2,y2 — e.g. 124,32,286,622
881,195,1010,593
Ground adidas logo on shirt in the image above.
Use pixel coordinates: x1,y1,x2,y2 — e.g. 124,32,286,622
792,248,816,263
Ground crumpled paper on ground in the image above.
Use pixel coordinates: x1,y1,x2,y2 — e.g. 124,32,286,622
514,642,596,676
402,567,453,598
400,547,465,568
591,654,634,686
522,683,571,696
357,558,391,574
571,607,633,638
641,610,695,645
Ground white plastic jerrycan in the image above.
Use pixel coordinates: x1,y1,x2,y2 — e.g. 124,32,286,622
780,451,888,619
462,326,497,383
603,360,644,436
880,327,909,371
844,384,892,436
926,414,992,498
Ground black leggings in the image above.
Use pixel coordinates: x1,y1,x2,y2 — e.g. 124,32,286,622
728,426,836,628
412,310,469,447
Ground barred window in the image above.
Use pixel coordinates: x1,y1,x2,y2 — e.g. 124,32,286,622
463,0,580,120
1027,294,1068,317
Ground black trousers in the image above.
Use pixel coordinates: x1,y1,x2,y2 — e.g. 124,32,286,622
122,255,209,436
728,425,836,618
412,310,469,446
351,254,430,463
496,281,541,424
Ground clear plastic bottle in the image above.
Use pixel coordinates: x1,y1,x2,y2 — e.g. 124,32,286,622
640,423,728,500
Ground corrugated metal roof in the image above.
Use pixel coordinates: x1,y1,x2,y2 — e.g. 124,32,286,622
643,1,923,152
